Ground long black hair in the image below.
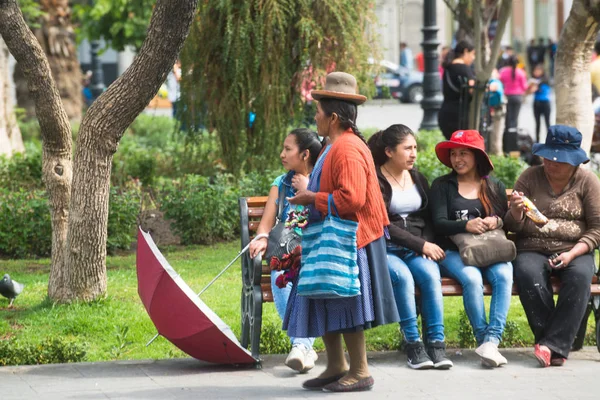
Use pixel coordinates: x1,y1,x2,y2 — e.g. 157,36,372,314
473,151,507,217
288,128,323,167
508,55,519,80
318,98,366,143
442,39,475,69
367,124,415,166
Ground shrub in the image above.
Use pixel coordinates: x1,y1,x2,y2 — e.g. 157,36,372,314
0,185,140,258
107,184,142,254
489,154,528,188
0,188,52,258
0,337,86,366
158,171,275,245
457,309,477,348
259,319,292,355
0,142,44,191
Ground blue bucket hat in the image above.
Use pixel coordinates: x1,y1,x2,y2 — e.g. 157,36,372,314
532,125,590,166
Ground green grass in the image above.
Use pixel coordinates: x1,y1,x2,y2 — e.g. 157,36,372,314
0,241,597,365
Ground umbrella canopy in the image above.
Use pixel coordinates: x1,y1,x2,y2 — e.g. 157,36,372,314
136,228,256,365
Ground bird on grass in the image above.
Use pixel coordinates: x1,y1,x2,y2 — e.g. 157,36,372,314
0,274,24,307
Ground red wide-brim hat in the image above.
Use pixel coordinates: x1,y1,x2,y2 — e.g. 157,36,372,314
435,130,494,172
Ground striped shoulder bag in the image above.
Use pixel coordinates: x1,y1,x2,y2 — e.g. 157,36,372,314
297,194,360,299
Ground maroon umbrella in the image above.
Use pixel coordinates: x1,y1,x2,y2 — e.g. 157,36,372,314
136,228,256,364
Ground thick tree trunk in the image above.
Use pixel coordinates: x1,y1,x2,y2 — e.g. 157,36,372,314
0,37,24,155
54,0,198,301
554,0,600,153
0,0,72,294
14,0,82,121
1,0,197,302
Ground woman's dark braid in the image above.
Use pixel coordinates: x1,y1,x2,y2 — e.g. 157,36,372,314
338,104,367,144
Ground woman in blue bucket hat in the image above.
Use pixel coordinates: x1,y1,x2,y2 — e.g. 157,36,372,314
505,125,600,367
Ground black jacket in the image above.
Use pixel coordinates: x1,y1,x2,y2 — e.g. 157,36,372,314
429,173,508,250
377,167,435,253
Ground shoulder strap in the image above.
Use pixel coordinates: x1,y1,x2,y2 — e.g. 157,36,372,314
445,70,462,94
276,185,286,222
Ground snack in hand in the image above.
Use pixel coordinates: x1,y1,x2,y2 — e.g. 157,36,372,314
516,192,549,226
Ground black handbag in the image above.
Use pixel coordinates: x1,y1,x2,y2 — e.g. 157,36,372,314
264,187,301,261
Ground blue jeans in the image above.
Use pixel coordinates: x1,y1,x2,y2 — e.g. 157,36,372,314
271,270,314,349
440,250,513,345
387,246,445,343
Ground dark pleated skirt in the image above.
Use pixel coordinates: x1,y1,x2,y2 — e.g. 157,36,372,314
282,235,399,337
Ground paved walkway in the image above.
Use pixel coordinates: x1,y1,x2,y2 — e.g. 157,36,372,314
1,347,599,399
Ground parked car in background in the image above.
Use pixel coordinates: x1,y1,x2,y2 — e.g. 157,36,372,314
371,58,424,104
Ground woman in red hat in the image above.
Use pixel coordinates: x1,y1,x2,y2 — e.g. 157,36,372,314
430,130,513,368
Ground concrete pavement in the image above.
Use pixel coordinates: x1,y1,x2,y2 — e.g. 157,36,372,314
1,347,599,400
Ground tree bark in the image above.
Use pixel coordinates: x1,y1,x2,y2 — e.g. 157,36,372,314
468,0,511,143
55,0,198,301
0,37,24,156
555,0,600,153
14,0,82,121
1,0,198,302
0,0,73,296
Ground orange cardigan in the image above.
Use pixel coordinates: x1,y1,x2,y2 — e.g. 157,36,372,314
314,130,389,248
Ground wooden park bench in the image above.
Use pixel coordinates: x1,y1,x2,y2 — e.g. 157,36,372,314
239,194,600,359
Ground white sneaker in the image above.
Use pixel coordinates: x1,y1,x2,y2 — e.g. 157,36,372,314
285,345,318,373
475,342,508,368
303,349,318,372
285,346,305,372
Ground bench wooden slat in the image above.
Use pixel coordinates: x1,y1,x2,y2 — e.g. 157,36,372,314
248,207,265,218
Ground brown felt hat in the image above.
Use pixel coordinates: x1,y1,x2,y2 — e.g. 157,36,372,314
311,72,367,105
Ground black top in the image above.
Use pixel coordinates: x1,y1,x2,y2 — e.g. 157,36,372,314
442,63,475,104
377,167,434,253
450,196,485,222
430,173,508,250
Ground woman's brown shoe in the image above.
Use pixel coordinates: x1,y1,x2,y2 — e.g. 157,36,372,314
322,376,374,392
302,372,347,390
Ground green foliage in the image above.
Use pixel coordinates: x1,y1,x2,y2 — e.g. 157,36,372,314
0,144,43,191
380,85,392,99
107,185,142,254
415,130,451,183
0,337,86,366
0,185,140,258
110,325,134,360
489,154,528,188
0,188,52,258
259,319,292,355
112,115,221,187
457,309,477,348
158,172,274,244
17,0,44,28
73,0,155,51
500,320,527,348
182,0,380,174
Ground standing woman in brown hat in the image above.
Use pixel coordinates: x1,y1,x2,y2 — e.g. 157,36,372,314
284,72,399,392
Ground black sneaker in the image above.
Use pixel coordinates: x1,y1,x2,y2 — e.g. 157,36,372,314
427,341,453,369
405,341,434,370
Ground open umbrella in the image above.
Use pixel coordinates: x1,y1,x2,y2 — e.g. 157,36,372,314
136,228,256,365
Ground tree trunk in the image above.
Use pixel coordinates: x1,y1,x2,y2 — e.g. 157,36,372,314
0,37,24,155
0,0,73,295
554,0,600,154
1,0,198,302
468,0,511,148
14,0,82,121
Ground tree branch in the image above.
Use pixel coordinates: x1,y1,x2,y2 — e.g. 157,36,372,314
473,0,482,73
0,0,71,155
83,0,198,148
483,0,512,77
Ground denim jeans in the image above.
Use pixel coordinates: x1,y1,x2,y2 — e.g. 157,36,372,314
271,270,314,349
439,250,513,345
387,246,445,343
